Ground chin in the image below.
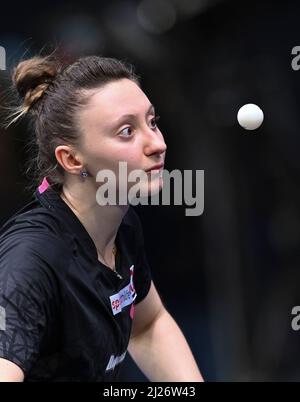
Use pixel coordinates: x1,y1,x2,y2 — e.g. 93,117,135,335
127,175,163,204
146,176,164,196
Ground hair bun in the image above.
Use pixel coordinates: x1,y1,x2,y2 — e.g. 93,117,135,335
12,56,58,112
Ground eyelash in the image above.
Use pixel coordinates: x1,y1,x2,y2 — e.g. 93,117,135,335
119,115,161,138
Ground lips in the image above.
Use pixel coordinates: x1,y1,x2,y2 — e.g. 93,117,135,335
145,163,164,172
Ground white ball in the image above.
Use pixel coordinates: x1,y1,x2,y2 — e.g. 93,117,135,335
237,103,264,130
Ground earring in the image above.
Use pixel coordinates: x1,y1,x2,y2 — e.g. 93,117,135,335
80,170,89,178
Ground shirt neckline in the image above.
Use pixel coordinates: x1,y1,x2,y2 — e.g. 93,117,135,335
34,186,123,277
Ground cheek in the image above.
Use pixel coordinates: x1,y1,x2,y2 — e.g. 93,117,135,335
123,154,142,171
83,135,143,175
83,139,117,170
112,145,143,172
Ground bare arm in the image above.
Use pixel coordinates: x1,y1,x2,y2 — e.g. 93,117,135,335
0,358,24,382
128,281,203,382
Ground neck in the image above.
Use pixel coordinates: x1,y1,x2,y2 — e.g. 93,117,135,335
60,180,129,264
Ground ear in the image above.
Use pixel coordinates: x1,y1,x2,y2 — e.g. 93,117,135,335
55,145,84,176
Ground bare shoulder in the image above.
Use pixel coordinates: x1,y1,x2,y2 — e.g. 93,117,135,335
0,358,24,382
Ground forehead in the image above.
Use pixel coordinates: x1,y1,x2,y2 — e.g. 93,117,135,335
80,79,151,126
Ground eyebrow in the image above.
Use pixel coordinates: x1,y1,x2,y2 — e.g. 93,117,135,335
110,104,155,130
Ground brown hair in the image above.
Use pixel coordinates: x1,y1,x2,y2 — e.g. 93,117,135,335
5,53,140,191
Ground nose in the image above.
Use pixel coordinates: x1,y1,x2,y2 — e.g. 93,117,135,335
143,129,167,158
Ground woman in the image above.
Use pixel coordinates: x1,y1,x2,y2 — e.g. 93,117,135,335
0,54,203,381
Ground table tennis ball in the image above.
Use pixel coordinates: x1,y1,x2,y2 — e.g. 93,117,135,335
237,103,264,130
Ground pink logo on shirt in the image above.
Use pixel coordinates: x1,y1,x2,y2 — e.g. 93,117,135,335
109,265,137,317
38,177,50,193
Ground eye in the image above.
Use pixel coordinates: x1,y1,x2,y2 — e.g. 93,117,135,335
149,115,160,129
118,115,160,138
119,127,133,138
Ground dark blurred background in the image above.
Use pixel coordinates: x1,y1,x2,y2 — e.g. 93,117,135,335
1,0,300,381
